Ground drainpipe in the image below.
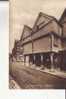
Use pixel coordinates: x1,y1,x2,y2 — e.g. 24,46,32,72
50,33,54,70
31,32,34,65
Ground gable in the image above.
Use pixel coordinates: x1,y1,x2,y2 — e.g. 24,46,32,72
32,12,53,32
60,9,66,24
21,25,32,40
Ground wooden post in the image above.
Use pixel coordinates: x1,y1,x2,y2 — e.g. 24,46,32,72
41,54,43,67
50,53,54,70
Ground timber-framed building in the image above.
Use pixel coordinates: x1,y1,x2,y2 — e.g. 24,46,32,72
12,9,66,71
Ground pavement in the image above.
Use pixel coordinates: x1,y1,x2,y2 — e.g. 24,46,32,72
16,62,66,79
9,62,66,89
30,64,66,79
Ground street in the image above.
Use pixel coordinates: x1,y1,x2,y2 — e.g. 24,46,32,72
9,62,66,89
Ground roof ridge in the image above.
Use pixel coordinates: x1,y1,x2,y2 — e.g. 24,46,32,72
39,12,55,20
24,25,32,30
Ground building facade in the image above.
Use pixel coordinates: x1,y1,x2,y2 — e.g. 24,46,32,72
58,9,66,70
12,10,66,70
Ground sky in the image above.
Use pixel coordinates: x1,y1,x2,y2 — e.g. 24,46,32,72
10,0,66,53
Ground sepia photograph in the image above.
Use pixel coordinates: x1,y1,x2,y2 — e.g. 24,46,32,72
9,0,66,89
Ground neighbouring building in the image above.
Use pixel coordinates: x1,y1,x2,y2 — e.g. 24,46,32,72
12,9,66,70
12,40,23,61
58,9,66,70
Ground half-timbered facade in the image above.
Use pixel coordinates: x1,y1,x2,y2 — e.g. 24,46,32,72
20,12,62,69
12,9,66,70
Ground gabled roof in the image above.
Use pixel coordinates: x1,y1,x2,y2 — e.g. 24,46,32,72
14,40,21,48
14,40,19,46
32,12,55,32
59,9,66,24
20,25,32,40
